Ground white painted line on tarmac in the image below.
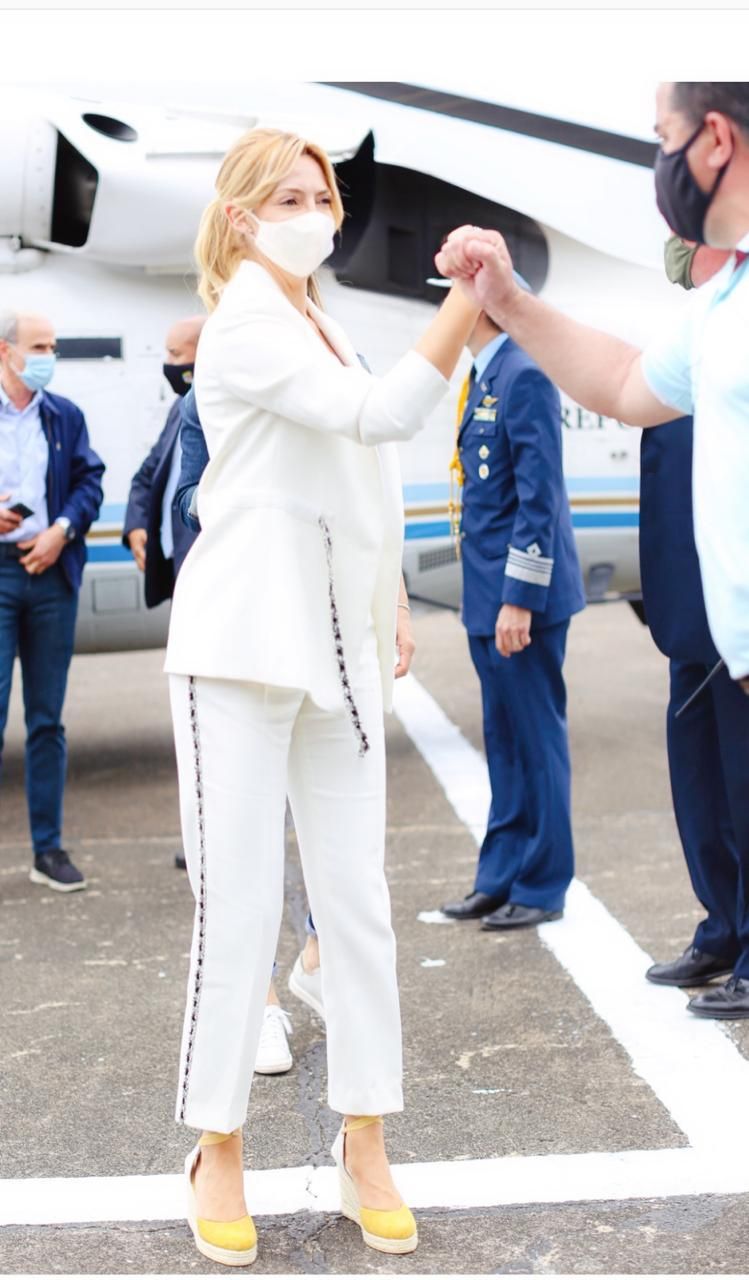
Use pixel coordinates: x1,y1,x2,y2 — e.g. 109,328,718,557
392,673,749,1157
5,1147,749,1227
5,672,749,1231
538,879,749,1154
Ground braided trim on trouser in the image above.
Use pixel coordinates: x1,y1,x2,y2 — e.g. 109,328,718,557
178,675,208,1122
318,515,370,757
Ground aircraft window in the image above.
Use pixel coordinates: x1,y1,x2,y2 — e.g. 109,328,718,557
55,338,123,361
82,114,138,144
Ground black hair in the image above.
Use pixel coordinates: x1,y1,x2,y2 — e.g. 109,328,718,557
672,83,749,139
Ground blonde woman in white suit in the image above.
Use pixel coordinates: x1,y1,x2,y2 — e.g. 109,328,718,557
165,127,479,1266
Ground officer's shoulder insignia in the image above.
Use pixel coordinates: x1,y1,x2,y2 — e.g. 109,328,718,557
482,395,498,407
526,542,542,557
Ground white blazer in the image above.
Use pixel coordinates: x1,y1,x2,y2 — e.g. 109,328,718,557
164,260,448,716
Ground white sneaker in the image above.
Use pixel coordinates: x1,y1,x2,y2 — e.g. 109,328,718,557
254,1005,293,1075
288,952,325,1021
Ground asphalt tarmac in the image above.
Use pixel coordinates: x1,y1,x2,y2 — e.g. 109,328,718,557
2,600,748,1275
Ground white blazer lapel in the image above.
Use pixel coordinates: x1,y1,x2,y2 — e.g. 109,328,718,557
306,301,360,368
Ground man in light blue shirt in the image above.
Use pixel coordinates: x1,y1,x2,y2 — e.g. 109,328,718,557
436,81,749,1015
0,384,49,545
437,81,749,681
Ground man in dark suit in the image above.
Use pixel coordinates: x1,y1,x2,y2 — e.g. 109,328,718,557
124,316,204,874
642,239,749,1018
123,316,205,606
442,301,585,929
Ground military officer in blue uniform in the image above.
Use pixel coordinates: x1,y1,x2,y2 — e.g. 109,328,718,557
642,237,749,1019
442,288,585,929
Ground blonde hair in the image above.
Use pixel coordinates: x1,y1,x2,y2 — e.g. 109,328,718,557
195,127,344,312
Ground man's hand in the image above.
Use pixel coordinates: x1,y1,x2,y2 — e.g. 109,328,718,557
128,528,147,572
394,608,416,678
0,492,23,536
435,226,521,321
496,605,532,659
18,525,66,575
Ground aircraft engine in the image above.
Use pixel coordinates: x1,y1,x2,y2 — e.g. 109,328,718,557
0,93,375,273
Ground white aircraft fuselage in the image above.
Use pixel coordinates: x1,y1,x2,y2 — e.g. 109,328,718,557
0,83,685,650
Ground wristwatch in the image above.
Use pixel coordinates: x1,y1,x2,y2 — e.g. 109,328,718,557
54,517,76,542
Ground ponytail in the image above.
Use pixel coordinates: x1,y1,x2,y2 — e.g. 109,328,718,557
194,199,247,313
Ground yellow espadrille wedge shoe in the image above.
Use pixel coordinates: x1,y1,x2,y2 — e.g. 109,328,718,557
185,1129,258,1267
331,1115,418,1255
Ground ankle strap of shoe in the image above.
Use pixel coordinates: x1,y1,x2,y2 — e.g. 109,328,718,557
342,1115,383,1134
199,1128,241,1147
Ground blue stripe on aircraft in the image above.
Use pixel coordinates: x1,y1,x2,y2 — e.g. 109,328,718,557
85,512,640,558
86,544,133,563
403,513,639,540
402,478,639,502
98,484,638,528
572,512,639,528
404,521,452,540
566,477,639,494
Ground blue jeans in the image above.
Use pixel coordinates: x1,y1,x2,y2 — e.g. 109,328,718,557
0,560,78,855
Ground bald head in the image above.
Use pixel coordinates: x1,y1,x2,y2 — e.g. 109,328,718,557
165,315,206,365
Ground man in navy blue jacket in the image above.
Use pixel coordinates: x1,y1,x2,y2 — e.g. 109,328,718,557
442,307,585,928
642,239,749,1018
0,312,104,892
123,317,204,607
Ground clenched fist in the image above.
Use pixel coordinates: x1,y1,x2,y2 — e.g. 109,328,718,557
435,226,521,322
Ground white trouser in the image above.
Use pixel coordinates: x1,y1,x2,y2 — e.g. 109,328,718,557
168,631,403,1133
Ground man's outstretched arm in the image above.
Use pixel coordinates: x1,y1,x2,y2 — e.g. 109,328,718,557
436,227,687,429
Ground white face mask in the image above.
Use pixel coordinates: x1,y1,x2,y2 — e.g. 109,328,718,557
250,210,335,278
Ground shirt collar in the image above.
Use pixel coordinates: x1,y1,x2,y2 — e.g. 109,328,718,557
0,379,41,413
472,332,509,384
737,230,749,253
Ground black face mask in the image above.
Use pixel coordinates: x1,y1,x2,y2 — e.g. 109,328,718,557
654,121,732,245
163,362,194,397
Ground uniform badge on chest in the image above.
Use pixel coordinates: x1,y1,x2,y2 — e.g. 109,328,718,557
473,393,499,425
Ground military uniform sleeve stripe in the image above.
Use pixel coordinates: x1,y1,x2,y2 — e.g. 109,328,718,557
506,547,554,586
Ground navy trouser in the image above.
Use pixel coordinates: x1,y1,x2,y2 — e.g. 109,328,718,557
667,657,749,978
469,620,574,913
0,559,78,856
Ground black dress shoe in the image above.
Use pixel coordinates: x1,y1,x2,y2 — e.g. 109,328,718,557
441,890,506,920
646,945,735,988
481,902,563,930
175,852,187,871
688,976,749,1019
